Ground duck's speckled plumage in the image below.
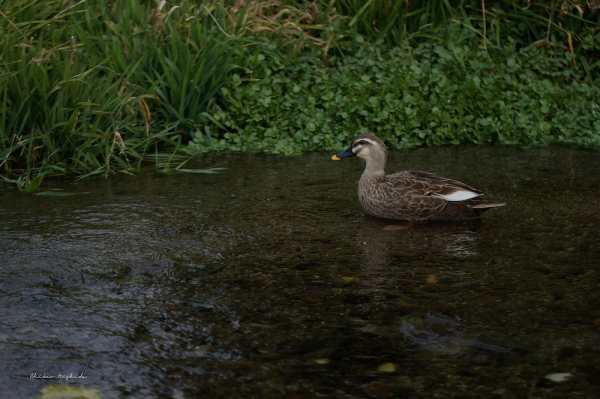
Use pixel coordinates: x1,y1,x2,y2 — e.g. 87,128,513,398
333,134,505,221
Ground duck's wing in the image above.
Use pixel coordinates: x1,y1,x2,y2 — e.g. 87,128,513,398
369,171,499,220
361,171,443,219
395,170,486,202
376,170,487,219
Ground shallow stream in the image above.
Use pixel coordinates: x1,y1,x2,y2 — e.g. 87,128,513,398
1,146,599,398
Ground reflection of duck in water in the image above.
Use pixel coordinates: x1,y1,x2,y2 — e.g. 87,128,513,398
356,216,483,281
332,134,505,221
351,216,485,295
359,216,483,258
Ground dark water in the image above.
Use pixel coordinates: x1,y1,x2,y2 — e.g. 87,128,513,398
1,146,599,399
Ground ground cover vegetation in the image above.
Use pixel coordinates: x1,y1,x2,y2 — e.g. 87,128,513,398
1,0,599,189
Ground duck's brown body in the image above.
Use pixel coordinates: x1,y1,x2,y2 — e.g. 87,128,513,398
333,134,505,221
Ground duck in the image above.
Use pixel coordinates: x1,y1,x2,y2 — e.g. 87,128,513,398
332,134,505,221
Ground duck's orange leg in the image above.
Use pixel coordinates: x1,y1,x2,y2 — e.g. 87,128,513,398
382,221,415,231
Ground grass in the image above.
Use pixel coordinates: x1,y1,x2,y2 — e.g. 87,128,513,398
0,0,239,191
318,0,600,52
1,0,599,191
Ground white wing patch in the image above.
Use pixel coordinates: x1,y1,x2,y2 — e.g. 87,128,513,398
433,190,482,201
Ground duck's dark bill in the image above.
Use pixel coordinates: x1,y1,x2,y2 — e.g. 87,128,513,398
331,147,356,161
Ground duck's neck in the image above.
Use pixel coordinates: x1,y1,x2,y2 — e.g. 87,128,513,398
360,155,386,181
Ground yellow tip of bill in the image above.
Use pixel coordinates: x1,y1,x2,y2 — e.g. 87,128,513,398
331,155,340,161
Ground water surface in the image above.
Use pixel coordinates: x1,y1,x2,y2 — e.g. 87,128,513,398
1,146,599,398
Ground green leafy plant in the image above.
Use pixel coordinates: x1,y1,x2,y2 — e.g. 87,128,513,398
188,34,600,155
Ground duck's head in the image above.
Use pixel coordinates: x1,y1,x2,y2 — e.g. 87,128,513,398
331,134,387,164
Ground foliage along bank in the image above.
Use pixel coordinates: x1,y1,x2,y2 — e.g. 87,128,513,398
190,36,600,156
1,0,599,190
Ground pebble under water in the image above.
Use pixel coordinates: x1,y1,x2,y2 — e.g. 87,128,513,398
1,146,599,399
